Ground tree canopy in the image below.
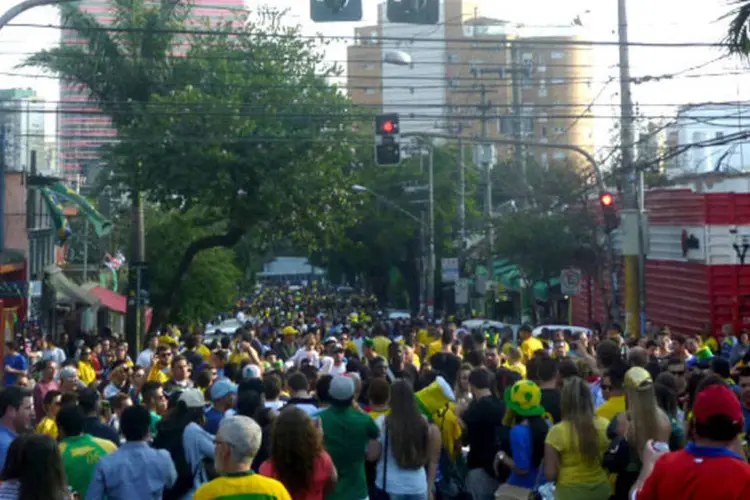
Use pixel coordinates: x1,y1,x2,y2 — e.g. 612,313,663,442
25,2,364,321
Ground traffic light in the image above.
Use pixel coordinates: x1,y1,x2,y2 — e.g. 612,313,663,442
374,113,401,166
310,0,362,22
600,191,618,233
387,0,439,25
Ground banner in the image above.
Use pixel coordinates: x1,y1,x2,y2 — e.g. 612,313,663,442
38,188,72,244
47,182,113,237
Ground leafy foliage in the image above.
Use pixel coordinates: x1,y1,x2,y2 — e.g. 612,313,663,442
725,1,750,55
24,2,363,319
492,159,603,284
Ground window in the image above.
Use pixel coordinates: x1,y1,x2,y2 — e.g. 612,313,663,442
550,51,564,60
538,79,547,97
541,152,549,168
447,53,460,63
409,87,415,94
369,31,378,44
554,127,565,135
716,131,725,139
363,63,374,70
551,78,565,85
522,117,534,136
498,115,511,134
538,112,548,123
364,88,375,95
541,126,548,137
537,65,547,73
553,151,566,160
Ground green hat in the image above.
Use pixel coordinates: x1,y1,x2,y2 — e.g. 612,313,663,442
694,346,713,361
363,338,375,348
504,380,545,417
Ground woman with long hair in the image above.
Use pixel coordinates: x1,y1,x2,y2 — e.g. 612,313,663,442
494,380,550,489
544,376,610,500
373,380,442,500
259,406,336,500
0,434,71,500
603,367,671,499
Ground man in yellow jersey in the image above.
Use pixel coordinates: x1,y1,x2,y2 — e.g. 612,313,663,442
194,416,291,500
519,325,543,364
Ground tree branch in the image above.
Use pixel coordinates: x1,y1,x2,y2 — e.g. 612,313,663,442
159,227,244,323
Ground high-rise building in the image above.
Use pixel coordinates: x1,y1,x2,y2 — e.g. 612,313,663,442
347,0,595,167
58,0,246,183
0,88,47,173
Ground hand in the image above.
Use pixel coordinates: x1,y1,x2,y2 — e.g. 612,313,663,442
641,439,668,469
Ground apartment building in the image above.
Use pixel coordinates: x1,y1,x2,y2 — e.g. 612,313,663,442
58,0,246,183
346,0,594,167
0,88,47,173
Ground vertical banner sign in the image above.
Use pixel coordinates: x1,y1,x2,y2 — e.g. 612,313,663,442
441,258,459,282
560,268,583,296
455,278,469,305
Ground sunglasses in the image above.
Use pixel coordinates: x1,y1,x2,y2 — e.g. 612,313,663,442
601,384,611,390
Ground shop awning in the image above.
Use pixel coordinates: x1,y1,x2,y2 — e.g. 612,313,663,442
83,284,126,314
44,265,99,306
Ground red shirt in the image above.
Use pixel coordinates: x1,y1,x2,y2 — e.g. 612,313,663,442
638,447,750,500
259,451,333,500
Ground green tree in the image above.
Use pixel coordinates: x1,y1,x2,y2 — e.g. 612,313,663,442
116,207,241,325
725,1,750,54
492,159,603,288
25,2,361,321
312,142,480,307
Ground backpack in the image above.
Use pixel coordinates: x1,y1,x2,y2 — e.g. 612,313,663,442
152,426,197,500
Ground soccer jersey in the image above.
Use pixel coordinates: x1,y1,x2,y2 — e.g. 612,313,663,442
194,471,291,500
59,434,117,497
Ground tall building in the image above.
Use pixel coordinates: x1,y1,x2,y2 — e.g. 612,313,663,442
665,102,750,178
347,0,595,167
0,88,47,173
58,0,246,183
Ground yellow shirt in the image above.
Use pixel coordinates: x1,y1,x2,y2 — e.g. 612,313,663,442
372,336,392,358
147,362,170,384
197,344,211,360
504,361,527,379
368,408,390,420
596,395,626,422
417,329,431,347
426,340,443,362
229,351,250,365
434,404,462,459
705,337,719,354
195,471,291,500
36,416,58,439
545,417,611,486
520,336,545,364
78,361,96,386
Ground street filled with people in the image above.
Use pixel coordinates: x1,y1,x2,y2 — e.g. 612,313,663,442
0,285,749,499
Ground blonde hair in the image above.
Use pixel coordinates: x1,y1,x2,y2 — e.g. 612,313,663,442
560,377,600,463
508,346,522,362
626,384,668,460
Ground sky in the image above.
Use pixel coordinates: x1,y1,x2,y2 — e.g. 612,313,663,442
0,0,747,147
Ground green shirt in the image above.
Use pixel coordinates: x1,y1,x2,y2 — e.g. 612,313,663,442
59,434,117,496
319,406,379,500
150,411,162,436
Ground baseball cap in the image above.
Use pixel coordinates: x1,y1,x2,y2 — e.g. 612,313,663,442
178,388,206,408
60,366,78,381
241,364,261,380
211,378,238,401
328,375,355,402
693,384,744,426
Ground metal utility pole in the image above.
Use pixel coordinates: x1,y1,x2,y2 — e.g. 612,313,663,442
458,137,466,268
510,40,525,178
618,0,640,334
427,143,436,320
480,87,494,312
125,188,146,358
0,126,5,252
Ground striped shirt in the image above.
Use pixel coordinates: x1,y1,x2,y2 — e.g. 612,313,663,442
0,480,20,499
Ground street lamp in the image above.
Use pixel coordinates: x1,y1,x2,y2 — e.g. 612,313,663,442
0,0,80,30
383,50,412,67
351,184,422,225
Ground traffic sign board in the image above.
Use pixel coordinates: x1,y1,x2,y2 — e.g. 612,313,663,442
455,278,469,304
560,268,582,296
441,258,459,282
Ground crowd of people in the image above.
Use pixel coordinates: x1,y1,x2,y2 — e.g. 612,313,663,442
0,285,748,500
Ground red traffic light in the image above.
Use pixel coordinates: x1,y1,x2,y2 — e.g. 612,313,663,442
600,192,614,207
382,120,395,133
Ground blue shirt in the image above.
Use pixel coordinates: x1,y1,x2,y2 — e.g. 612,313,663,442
3,354,26,386
85,441,176,500
0,424,17,471
203,407,224,436
508,424,544,489
182,422,215,499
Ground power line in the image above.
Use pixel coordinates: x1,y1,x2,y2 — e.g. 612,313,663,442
5,22,739,48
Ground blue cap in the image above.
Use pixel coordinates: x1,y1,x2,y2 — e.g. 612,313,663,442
210,378,238,401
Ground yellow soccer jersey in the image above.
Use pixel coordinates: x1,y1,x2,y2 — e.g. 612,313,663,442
194,471,291,500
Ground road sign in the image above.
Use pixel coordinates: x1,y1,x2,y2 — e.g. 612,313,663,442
455,278,469,304
560,268,582,295
441,258,459,282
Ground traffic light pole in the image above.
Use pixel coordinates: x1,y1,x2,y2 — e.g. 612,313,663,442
427,143,435,320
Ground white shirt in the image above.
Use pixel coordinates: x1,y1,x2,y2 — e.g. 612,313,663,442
289,348,320,368
374,415,428,495
136,348,154,369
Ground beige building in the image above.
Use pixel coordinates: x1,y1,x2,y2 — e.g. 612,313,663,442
346,0,594,168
